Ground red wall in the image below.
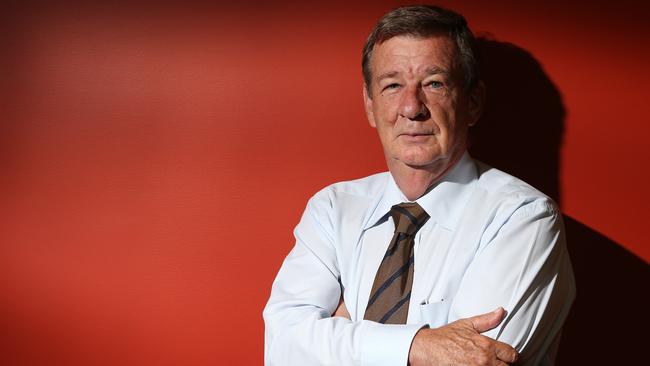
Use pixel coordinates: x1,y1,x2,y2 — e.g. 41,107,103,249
2,1,648,365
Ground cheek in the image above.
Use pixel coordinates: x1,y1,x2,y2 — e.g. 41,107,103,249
374,94,399,117
373,108,398,136
432,97,462,124
373,119,394,146
430,107,463,149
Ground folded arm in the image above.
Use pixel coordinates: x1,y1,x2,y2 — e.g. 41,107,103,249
263,196,422,365
264,195,573,365
448,199,576,365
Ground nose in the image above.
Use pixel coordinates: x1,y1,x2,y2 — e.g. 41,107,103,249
398,85,430,121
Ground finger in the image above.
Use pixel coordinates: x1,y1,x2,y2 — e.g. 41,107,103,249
332,296,350,318
469,307,506,333
493,339,518,363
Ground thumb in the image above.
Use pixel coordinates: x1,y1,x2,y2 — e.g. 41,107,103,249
469,307,506,333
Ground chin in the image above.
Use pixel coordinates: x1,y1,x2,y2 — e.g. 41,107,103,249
399,151,441,166
397,157,437,168
398,150,456,168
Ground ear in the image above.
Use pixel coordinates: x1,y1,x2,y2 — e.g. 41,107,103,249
363,84,377,128
467,80,485,127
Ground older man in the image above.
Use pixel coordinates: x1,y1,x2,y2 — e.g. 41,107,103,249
264,5,574,366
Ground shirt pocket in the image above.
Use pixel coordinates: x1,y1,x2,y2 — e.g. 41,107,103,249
419,300,451,328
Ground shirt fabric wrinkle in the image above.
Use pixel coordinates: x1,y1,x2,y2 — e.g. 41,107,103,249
264,151,575,366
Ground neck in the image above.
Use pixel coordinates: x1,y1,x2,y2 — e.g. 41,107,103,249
389,153,464,201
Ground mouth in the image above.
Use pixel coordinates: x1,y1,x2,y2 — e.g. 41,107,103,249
399,131,434,138
402,132,432,136
399,133,433,142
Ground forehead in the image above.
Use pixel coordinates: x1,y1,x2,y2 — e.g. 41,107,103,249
370,35,459,78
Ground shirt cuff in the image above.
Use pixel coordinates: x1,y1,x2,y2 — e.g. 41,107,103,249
359,321,426,366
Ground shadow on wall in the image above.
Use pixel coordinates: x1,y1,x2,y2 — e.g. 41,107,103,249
472,37,649,365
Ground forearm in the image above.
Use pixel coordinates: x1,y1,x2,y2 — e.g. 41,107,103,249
263,242,422,365
264,306,422,365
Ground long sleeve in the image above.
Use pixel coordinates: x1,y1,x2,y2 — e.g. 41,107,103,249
263,158,576,365
263,193,422,366
448,198,575,365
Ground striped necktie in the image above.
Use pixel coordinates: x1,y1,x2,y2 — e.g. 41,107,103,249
364,202,429,324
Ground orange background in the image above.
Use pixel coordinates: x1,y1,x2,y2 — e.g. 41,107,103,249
2,1,648,365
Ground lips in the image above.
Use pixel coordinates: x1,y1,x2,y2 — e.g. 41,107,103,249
399,133,433,142
399,132,434,137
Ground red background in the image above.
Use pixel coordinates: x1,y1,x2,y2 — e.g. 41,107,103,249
2,1,648,365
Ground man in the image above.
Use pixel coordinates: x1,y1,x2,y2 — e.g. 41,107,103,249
264,5,574,366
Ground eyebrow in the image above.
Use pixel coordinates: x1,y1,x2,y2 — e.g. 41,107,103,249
425,66,450,76
376,71,399,83
375,67,451,83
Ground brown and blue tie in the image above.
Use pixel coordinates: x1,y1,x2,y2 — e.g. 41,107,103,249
364,202,429,324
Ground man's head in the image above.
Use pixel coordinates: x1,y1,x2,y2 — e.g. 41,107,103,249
362,5,484,178
362,5,479,95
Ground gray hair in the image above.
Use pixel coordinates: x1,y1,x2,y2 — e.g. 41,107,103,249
362,5,479,94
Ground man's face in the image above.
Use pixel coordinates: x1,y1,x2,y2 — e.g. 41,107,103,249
364,35,483,173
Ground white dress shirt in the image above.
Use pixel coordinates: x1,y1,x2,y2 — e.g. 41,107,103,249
263,152,575,365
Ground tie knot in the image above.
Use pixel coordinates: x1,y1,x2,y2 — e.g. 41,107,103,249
390,202,430,235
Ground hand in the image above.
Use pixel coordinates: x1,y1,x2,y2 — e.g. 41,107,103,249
332,296,350,319
408,307,519,366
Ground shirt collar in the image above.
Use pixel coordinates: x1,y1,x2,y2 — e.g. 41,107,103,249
362,151,478,231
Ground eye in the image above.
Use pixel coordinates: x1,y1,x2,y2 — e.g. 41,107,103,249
425,81,444,89
382,83,401,91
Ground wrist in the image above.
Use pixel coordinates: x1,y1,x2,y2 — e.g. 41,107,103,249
408,325,430,366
